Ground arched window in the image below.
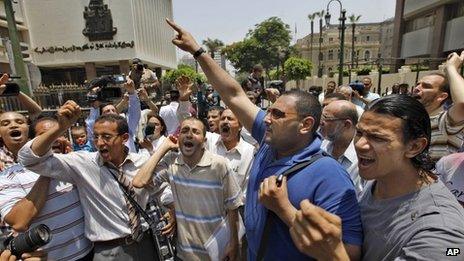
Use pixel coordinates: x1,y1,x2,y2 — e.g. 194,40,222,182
328,50,334,60
364,50,371,61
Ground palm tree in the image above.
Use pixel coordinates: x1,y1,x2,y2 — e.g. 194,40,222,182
349,14,361,82
202,38,224,59
307,12,318,61
317,10,325,77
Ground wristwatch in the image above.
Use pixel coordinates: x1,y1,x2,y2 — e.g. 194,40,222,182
193,47,205,59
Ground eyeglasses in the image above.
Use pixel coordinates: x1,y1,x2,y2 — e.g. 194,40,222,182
321,115,347,122
266,107,298,119
93,134,120,143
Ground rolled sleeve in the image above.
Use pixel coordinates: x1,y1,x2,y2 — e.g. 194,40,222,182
0,176,26,220
18,139,75,183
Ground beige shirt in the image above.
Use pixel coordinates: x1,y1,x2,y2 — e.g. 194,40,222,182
154,150,242,261
430,110,464,162
18,139,172,242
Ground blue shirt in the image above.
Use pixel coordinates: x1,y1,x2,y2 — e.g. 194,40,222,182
245,110,363,260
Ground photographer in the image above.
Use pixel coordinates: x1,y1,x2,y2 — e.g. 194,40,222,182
0,74,42,120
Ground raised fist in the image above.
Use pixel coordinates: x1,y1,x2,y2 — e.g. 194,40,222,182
57,100,81,130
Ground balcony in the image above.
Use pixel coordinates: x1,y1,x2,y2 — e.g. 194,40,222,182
401,26,433,57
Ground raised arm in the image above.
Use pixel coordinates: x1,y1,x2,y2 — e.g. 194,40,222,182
166,19,259,132
445,51,464,123
132,136,178,188
31,100,81,156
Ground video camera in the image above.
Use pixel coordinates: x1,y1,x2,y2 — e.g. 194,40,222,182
0,224,52,257
86,75,125,102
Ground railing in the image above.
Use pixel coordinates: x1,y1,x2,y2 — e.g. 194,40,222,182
0,83,89,112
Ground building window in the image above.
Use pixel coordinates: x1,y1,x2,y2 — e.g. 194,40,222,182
354,36,357,42
405,13,435,32
328,50,334,60
329,37,333,42
366,36,370,42
364,50,371,61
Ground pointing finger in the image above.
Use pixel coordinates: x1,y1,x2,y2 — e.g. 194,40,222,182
166,18,183,34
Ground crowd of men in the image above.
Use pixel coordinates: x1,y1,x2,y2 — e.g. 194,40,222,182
0,18,463,261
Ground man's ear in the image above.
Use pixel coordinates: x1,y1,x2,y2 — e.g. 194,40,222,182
121,133,129,143
299,116,315,135
436,92,449,105
405,137,428,159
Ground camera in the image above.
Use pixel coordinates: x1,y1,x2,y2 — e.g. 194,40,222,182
86,75,125,102
0,224,52,257
349,81,364,93
129,58,144,89
0,75,21,97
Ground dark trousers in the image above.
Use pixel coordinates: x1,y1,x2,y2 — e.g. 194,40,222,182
93,232,160,261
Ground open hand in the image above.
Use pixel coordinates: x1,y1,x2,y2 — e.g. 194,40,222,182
175,76,194,101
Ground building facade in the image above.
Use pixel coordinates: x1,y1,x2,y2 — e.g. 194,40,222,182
18,0,176,84
295,20,394,77
392,0,464,70
0,1,31,74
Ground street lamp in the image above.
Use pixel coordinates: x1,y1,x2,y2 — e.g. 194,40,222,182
325,0,346,86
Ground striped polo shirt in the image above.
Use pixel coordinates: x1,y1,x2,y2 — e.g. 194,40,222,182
154,150,242,261
429,110,464,163
0,164,92,261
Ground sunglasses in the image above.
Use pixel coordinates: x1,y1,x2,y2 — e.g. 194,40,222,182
266,107,297,119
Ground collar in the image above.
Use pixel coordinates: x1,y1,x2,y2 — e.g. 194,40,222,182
324,139,357,164
216,137,247,155
175,149,212,167
270,134,323,167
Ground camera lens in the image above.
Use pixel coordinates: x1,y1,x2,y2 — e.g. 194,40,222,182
9,224,52,257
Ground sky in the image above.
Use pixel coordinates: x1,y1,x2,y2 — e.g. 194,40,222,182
171,0,396,58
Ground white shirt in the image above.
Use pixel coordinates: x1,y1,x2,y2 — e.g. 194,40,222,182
0,164,92,260
436,152,464,204
209,137,255,193
321,139,363,197
18,139,173,242
160,101,180,135
352,91,380,109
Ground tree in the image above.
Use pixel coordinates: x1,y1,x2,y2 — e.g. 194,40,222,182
161,64,205,86
223,17,292,76
202,38,224,59
222,38,260,73
284,57,312,88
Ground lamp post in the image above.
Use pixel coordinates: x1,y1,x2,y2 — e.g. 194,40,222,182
325,0,346,86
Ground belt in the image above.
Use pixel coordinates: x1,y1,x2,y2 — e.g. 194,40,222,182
94,232,147,247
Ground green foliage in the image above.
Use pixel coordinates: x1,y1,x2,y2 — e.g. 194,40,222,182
268,69,280,80
356,66,372,76
202,38,224,59
284,57,312,81
223,17,292,74
161,64,205,85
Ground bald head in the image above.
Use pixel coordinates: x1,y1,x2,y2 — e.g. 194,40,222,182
325,100,358,126
338,86,353,101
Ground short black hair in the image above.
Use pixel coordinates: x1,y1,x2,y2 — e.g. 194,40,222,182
181,117,206,137
95,114,128,135
29,116,57,138
281,89,322,137
367,95,433,170
208,106,225,114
